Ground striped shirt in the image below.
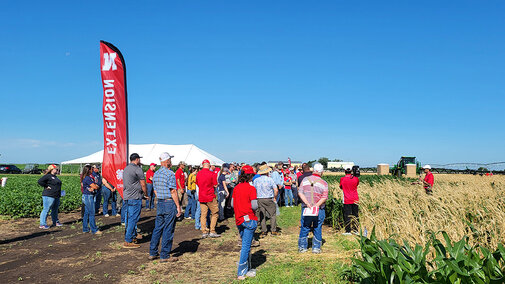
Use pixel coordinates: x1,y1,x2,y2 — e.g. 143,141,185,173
153,167,176,199
299,174,328,209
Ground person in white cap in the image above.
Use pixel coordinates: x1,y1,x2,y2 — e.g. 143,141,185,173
298,163,328,253
149,152,182,262
421,165,434,194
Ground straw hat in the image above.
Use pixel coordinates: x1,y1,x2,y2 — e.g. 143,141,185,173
47,164,58,171
257,165,272,175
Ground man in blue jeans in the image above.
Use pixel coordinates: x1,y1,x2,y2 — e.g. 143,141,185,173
149,152,182,262
122,153,148,249
297,163,328,254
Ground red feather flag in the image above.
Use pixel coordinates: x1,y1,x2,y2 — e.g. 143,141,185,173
100,41,129,198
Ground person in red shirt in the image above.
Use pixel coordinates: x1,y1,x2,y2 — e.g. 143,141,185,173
421,165,434,195
145,163,156,210
232,165,258,280
339,167,360,235
175,162,186,209
283,170,294,207
196,159,220,238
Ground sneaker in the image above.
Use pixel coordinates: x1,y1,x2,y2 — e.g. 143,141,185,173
342,232,352,236
209,233,221,238
160,257,178,263
39,225,50,230
148,254,159,260
202,233,209,239
104,214,109,217
121,222,125,226
184,217,191,220
298,248,308,253
245,269,257,277
312,248,321,254
123,242,141,249
93,230,103,235
55,222,63,227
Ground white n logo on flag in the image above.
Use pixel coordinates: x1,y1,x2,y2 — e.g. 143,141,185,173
102,53,117,71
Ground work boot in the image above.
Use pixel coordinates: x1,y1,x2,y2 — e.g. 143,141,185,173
123,242,140,249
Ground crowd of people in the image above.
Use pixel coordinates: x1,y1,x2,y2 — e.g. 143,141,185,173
36,154,436,280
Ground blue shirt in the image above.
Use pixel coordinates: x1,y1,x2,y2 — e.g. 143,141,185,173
270,171,284,187
252,174,261,182
82,175,95,195
92,172,102,187
218,174,226,192
253,175,277,199
153,167,176,200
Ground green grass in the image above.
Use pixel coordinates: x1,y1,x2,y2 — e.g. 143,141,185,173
235,206,352,283
242,258,348,283
276,206,301,229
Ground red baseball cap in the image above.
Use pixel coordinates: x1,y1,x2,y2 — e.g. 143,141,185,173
242,165,255,174
202,159,210,165
150,163,156,167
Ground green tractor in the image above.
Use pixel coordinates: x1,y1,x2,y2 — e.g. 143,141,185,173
391,156,421,177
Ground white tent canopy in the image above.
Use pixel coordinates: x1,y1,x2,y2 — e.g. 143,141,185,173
61,144,225,166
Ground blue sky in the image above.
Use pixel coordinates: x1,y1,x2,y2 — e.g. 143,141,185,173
0,1,504,167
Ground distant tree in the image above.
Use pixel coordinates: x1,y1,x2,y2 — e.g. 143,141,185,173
477,167,489,172
317,157,329,168
331,158,343,162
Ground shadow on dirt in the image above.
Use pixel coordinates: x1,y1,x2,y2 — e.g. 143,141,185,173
251,249,267,269
0,230,62,245
172,238,201,257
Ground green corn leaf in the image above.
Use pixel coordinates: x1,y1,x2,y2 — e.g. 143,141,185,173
445,259,470,276
441,231,453,251
353,259,379,273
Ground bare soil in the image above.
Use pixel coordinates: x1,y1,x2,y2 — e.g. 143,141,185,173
0,210,207,283
0,206,349,283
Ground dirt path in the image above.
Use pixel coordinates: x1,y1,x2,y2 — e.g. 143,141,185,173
0,210,205,283
0,207,354,283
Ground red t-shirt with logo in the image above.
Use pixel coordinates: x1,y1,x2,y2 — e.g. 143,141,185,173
175,168,185,190
196,168,218,203
232,182,258,226
284,175,292,189
339,174,359,204
424,172,434,189
146,169,154,184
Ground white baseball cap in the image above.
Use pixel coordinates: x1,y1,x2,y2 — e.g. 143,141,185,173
313,163,324,173
159,152,174,161
422,165,431,169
